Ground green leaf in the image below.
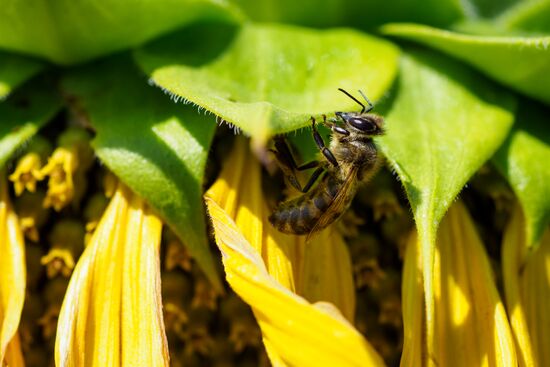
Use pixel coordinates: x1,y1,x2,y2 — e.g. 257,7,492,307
61,56,221,289
377,48,515,356
459,0,520,18
380,23,550,105
0,51,45,99
0,0,242,65
0,78,61,168
496,0,550,34
493,99,550,248
135,22,400,141
230,0,464,29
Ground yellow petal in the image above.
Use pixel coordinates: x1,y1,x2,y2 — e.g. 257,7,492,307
206,197,385,367
522,228,550,366
3,332,24,367
0,177,26,364
402,201,517,367
262,224,302,293
55,183,169,366
300,229,356,321
502,205,547,366
400,229,423,367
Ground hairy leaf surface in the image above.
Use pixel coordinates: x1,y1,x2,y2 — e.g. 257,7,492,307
135,22,399,141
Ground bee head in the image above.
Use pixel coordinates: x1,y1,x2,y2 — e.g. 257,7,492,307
336,112,384,136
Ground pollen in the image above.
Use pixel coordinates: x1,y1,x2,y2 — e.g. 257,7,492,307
181,310,215,357
191,274,219,310
164,231,193,272
40,220,84,278
40,147,78,211
14,191,49,242
229,316,262,352
9,153,44,196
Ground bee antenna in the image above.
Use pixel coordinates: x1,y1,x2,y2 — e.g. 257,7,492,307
358,90,374,112
338,88,365,113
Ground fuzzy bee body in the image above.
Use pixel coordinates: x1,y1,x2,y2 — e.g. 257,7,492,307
269,169,350,234
269,89,384,238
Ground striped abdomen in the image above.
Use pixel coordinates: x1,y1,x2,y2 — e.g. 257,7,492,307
269,173,352,235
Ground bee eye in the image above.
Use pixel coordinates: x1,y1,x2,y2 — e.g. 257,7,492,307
349,117,376,132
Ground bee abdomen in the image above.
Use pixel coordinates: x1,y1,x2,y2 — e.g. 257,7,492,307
269,191,333,235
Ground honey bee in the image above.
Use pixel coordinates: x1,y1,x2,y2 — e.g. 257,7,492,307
269,88,384,238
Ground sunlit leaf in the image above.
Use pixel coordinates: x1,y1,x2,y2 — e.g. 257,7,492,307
230,0,463,29
493,99,550,247
496,0,550,34
135,22,399,141
380,23,550,105
378,48,515,361
61,56,221,289
0,79,61,168
0,51,44,100
0,0,242,65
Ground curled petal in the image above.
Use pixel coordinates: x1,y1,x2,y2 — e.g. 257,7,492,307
206,197,385,367
55,183,169,366
0,177,26,364
402,201,517,367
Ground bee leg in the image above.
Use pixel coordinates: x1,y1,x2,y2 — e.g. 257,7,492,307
269,151,302,192
270,137,318,192
272,137,319,171
321,114,349,136
311,117,339,167
301,166,325,193
272,136,299,170
297,160,320,171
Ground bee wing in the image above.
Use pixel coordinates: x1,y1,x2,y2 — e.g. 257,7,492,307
306,166,359,241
